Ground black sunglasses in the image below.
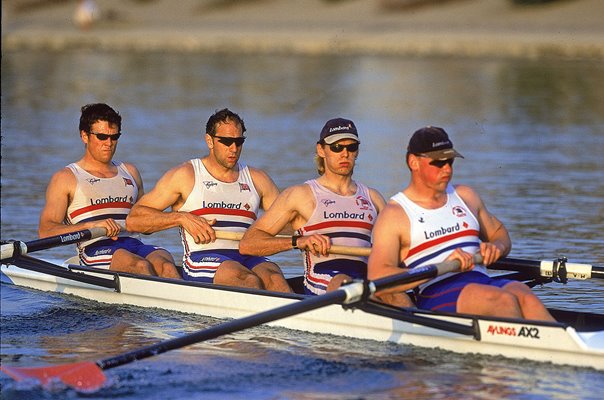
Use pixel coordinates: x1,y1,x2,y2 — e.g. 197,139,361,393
212,135,246,147
89,132,122,141
328,142,359,153
429,158,454,168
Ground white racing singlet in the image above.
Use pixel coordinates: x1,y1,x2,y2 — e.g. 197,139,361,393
178,159,260,257
391,184,485,291
298,179,378,295
66,161,138,251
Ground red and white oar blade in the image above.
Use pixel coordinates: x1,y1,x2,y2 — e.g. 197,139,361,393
1,361,106,392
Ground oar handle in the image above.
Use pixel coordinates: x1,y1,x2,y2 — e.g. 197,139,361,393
1,227,108,260
214,230,371,257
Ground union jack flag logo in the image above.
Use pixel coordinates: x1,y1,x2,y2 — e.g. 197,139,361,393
123,178,134,187
356,195,372,210
239,183,251,192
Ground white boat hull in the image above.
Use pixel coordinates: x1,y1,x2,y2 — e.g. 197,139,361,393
2,262,603,370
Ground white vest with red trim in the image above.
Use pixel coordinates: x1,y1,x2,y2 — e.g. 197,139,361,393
66,162,138,250
390,184,486,290
178,159,260,255
298,179,378,295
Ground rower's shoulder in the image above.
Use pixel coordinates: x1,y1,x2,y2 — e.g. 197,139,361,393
277,182,313,204
452,184,482,203
247,165,275,182
154,160,195,188
365,185,386,211
50,165,77,185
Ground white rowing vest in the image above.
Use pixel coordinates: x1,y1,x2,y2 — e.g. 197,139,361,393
390,184,485,291
298,179,378,295
178,159,260,255
66,162,138,250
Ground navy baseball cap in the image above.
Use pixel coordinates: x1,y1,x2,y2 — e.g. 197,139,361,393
319,118,360,144
407,126,463,160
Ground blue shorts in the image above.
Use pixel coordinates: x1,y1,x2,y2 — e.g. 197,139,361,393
80,237,165,269
305,259,367,296
182,249,271,283
416,271,514,313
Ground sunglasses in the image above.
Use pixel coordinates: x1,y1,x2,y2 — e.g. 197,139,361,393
89,132,122,141
328,142,359,153
428,158,454,168
212,135,246,147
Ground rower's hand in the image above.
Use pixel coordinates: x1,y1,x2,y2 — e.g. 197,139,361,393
180,213,217,244
446,248,475,272
297,234,330,257
97,219,122,240
479,242,504,266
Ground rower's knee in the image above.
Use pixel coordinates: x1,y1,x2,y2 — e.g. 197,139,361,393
242,273,264,289
516,292,545,312
459,284,521,318
133,259,155,276
215,263,264,289
157,261,181,279
326,274,352,292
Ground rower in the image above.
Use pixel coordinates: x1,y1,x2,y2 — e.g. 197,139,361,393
240,118,388,296
38,103,180,278
126,108,292,292
367,126,555,321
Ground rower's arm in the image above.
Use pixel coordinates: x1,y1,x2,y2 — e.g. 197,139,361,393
240,185,301,256
368,201,429,293
126,162,217,244
39,168,121,239
456,185,511,265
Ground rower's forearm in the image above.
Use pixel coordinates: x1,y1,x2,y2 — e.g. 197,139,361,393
126,206,183,234
240,231,294,256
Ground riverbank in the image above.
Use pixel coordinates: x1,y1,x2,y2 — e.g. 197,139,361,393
3,0,604,59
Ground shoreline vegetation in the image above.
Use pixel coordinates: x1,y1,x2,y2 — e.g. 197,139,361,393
2,0,604,59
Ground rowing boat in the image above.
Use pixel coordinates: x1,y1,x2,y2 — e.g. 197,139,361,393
2,254,603,371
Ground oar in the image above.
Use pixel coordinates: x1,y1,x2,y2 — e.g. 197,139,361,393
215,230,371,257
0,255,478,392
491,257,604,281
1,227,108,261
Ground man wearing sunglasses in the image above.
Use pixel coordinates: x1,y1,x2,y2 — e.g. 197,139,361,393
240,118,385,295
38,103,180,279
367,126,554,321
127,108,292,292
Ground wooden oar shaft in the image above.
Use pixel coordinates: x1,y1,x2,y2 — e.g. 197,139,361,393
214,230,371,257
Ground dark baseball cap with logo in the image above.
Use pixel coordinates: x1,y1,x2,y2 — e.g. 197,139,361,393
318,118,360,144
407,126,463,160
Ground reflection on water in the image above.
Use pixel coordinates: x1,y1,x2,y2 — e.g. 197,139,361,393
1,51,603,295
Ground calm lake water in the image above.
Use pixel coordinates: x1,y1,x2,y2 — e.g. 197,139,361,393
1,50,604,398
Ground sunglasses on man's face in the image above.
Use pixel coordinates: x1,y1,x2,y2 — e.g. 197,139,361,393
89,132,122,141
428,158,454,168
213,135,246,147
328,142,359,153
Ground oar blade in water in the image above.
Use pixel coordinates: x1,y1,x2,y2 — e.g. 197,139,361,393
0,361,106,392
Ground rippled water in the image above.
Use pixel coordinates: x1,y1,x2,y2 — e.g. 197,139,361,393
1,50,604,398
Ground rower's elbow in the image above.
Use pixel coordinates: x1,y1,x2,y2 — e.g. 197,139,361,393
125,215,140,233
239,239,254,255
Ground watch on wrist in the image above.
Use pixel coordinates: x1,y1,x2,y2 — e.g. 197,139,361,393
291,235,299,249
